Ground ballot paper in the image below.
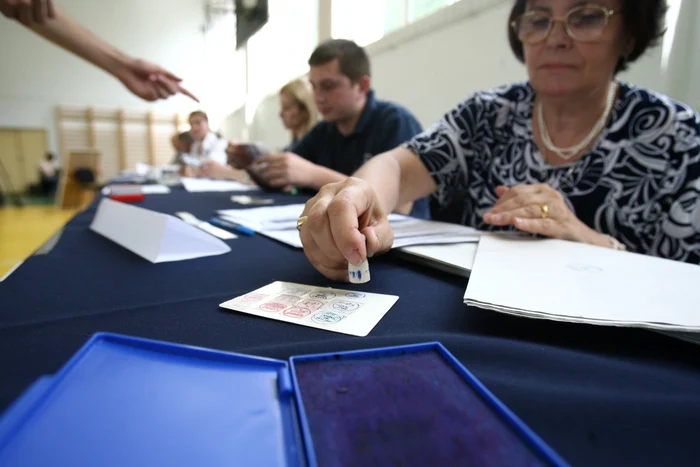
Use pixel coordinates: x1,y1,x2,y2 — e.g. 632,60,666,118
219,281,399,337
181,177,259,193
217,203,484,247
464,235,700,332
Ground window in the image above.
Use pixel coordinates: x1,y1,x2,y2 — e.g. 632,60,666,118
202,13,247,130
332,0,460,46
246,0,318,122
408,0,458,22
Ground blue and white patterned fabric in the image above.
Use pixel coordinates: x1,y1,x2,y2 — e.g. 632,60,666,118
406,81,700,264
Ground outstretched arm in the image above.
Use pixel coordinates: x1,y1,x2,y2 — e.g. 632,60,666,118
1,0,198,102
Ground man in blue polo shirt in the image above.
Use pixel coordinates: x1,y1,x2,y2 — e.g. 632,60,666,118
251,39,429,217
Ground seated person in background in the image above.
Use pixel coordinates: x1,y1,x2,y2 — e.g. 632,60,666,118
184,111,247,182
38,152,59,196
170,131,193,166
231,39,429,217
298,0,700,281
279,78,319,152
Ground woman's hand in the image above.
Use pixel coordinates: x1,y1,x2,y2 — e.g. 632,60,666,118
483,184,609,246
299,178,395,281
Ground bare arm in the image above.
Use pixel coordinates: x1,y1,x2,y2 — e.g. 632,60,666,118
352,147,437,213
1,0,197,102
27,5,131,77
305,164,347,190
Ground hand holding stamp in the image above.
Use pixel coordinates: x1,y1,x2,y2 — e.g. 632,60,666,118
297,178,395,282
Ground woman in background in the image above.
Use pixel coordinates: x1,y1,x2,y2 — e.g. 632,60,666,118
279,78,318,152
297,0,700,282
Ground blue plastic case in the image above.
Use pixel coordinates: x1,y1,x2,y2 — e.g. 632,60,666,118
0,333,568,467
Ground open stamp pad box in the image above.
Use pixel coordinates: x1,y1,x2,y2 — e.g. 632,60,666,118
0,333,568,466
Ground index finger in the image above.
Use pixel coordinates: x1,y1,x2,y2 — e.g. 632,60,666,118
492,184,541,209
326,186,374,265
46,0,55,18
177,84,199,103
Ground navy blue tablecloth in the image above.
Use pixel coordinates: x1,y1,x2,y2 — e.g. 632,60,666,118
1,188,699,466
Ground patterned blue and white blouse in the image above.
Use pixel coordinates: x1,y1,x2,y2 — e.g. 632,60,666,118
405,81,700,264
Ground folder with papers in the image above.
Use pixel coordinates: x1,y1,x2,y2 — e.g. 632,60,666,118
464,236,700,332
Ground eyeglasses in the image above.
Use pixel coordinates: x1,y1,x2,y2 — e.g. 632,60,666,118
511,4,617,44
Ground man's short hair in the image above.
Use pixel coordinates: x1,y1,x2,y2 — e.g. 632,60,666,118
308,39,370,82
189,110,208,121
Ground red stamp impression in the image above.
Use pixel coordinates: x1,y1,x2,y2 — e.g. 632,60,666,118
259,302,286,312
242,293,268,302
298,299,324,310
282,307,312,318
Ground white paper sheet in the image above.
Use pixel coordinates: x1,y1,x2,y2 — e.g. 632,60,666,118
464,236,700,332
90,198,231,263
175,212,237,240
181,177,259,193
140,185,171,194
219,281,399,337
398,243,479,277
101,184,171,196
217,204,488,248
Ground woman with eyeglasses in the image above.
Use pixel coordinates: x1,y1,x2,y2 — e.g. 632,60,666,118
296,0,699,281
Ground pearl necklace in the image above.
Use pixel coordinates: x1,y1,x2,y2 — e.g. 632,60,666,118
538,82,618,160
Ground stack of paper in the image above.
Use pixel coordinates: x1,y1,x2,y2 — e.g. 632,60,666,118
217,204,487,249
397,243,479,278
464,236,700,332
181,177,259,193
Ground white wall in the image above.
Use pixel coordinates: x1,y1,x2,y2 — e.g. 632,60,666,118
665,0,700,110
0,0,211,155
224,0,681,150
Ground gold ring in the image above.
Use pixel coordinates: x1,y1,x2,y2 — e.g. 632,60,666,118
539,204,549,219
297,216,308,231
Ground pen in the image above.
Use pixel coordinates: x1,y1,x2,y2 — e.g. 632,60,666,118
209,217,256,236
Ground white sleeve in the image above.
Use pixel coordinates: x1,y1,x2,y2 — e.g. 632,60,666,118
207,137,228,165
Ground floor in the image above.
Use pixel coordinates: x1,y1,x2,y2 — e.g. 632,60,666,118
0,205,77,278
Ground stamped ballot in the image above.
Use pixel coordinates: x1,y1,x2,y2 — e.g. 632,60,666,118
219,281,398,337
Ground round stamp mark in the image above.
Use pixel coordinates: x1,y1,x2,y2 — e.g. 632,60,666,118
281,287,307,297
283,307,312,318
308,291,336,300
311,311,345,325
242,293,268,302
299,299,324,310
331,301,360,313
259,302,287,313
344,292,366,299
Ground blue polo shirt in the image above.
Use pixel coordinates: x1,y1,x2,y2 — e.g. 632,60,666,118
293,90,430,219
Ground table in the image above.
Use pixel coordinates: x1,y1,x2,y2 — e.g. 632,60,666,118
1,188,699,466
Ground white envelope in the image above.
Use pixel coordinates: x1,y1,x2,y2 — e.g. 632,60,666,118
90,198,231,263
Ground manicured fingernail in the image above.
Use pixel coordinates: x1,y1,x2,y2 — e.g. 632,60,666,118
346,249,362,266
